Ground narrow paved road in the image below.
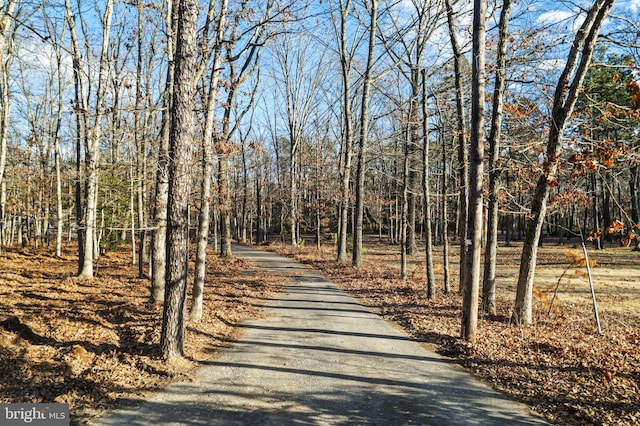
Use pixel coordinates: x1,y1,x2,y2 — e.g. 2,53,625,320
96,244,547,425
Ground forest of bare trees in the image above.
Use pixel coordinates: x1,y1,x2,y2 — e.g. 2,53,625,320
0,0,639,351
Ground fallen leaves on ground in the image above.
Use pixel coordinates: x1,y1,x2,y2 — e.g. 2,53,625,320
2,240,639,425
266,241,640,426
0,244,284,424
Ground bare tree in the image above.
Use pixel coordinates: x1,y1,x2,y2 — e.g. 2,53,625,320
443,0,469,294
190,0,229,322
461,0,486,343
432,94,452,294
52,47,65,258
421,69,436,299
0,0,18,251
482,0,512,315
329,0,362,262
217,1,280,257
133,0,152,278
151,0,177,304
513,0,616,325
64,0,114,279
353,0,379,267
271,29,328,247
333,0,353,260
64,0,88,272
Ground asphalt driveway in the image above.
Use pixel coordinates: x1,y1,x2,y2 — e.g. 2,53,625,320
95,244,547,425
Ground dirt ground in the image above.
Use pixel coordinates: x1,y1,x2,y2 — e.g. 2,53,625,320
266,238,640,426
0,239,638,425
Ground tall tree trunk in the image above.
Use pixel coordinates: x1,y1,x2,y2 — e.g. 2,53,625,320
190,0,228,323
401,126,410,279
256,152,264,243
444,0,469,294
0,1,15,252
0,182,5,248
54,135,63,257
482,0,512,315
421,70,436,299
161,0,199,359
290,144,298,247
433,95,451,294
461,0,486,344
130,165,137,264
0,0,16,204
65,0,88,274
513,0,615,325
51,32,64,258
152,0,177,303
407,70,421,256
336,0,354,262
135,0,147,278
76,0,114,280
353,0,379,267
241,143,249,244
442,136,451,294
315,138,322,250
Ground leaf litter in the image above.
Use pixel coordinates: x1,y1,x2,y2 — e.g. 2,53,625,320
0,244,284,424
1,240,639,425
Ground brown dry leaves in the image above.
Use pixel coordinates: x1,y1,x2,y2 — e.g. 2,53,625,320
0,244,283,423
1,240,638,425
267,242,640,426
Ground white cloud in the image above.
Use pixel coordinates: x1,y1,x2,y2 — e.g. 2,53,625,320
536,9,587,35
536,10,574,26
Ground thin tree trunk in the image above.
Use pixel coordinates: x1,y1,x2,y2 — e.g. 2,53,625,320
591,172,602,249
401,126,410,279
630,165,638,223
444,0,469,294
219,154,233,257
353,0,379,267
77,0,114,280
407,70,421,256
442,136,451,294
256,154,264,243
135,0,147,279
190,0,227,322
0,0,16,207
482,0,512,315
290,146,298,247
336,1,353,262
130,165,137,264
65,0,88,274
51,32,65,258
241,143,248,244
421,70,436,299
152,0,177,304
316,139,322,250
0,182,5,249
54,134,63,258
